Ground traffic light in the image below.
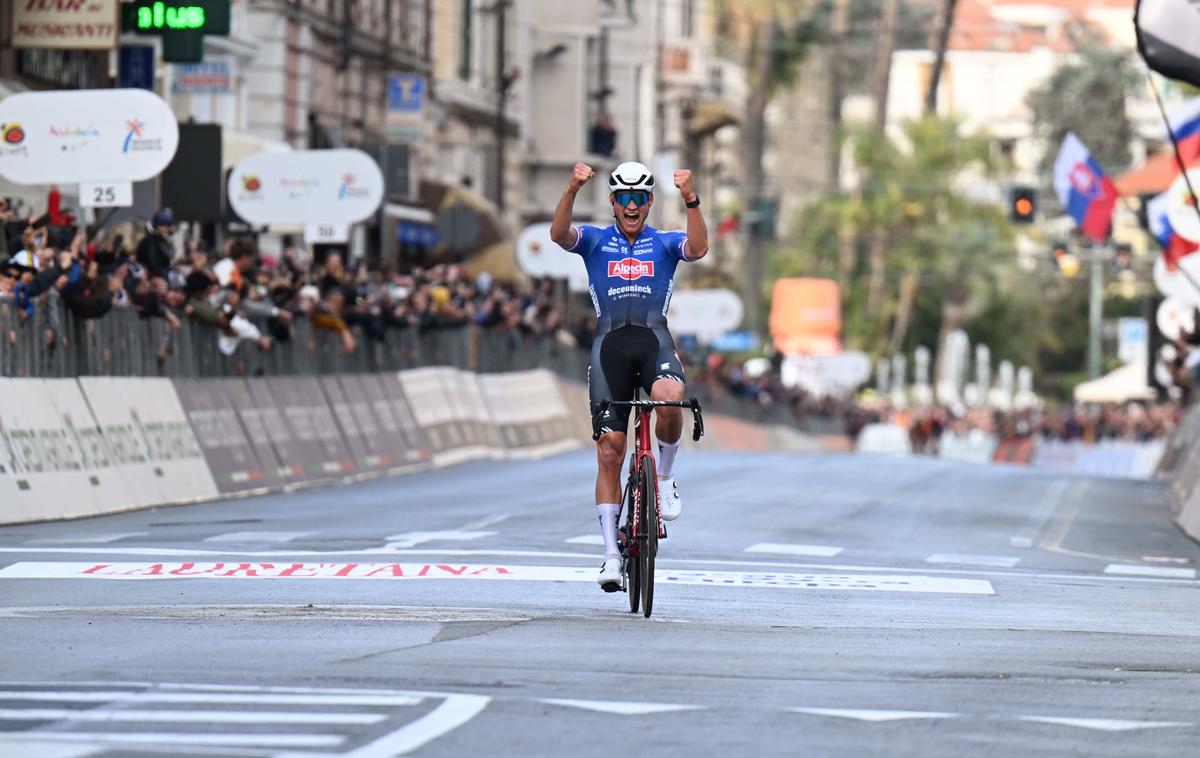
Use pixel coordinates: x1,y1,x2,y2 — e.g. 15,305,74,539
1009,185,1036,224
1051,241,1080,277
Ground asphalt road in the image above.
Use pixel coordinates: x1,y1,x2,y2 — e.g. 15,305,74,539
2,449,1200,757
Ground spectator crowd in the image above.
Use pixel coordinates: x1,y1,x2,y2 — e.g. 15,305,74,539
0,192,591,368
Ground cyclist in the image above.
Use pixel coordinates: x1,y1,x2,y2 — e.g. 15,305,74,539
549,160,709,592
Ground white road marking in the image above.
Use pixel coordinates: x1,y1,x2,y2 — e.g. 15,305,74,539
1009,537,1034,548
1019,716,1193,731
0,691,422,706
1103,564,1197,579
0,741,103,758
0,708,386,724
25,533,147,546
565,535,605,546
383,531,496,549
0,562,995,594
308,694,490,758
745,543,844,557
462,514,512,529
791,708,959,722
1141,556,1191,564
0,732,344,748
541,699,702,715
204,532,311,543
926,554,1020,568
5,546,1200,587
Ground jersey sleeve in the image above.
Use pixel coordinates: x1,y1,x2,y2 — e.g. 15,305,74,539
564,224,604,257
658,229,690,262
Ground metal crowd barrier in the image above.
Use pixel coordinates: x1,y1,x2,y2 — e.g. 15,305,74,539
0,298,592,381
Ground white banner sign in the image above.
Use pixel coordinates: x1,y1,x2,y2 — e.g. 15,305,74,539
0,89,179,185
79,180,133,208
666,289,744,340
1165,169,1200,243
1153,254,1200,307
228,149,384,225
782,352,873,395
515,223,590,292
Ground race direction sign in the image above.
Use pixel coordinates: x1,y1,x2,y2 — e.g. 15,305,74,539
0,89,179,185
228,149,384,226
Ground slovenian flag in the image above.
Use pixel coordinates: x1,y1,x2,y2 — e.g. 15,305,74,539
1053,133,1118,243
1147,190,1199,271
1165,95,1200,165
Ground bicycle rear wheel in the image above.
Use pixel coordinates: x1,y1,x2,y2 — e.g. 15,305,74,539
639,454,657,618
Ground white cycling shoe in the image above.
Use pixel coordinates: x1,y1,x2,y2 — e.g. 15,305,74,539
597,556,622,592
659,477,682,521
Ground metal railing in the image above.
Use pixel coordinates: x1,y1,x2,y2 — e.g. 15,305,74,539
0,298,590,381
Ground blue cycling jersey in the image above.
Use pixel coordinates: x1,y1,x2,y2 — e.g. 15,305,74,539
566,223,690,335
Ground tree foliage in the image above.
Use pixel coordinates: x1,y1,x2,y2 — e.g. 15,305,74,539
1027,45,1140,184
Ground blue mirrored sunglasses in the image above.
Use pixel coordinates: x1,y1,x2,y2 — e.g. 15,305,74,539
614,191,651,208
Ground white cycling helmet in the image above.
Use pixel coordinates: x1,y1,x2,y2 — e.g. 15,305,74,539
608,161,655,194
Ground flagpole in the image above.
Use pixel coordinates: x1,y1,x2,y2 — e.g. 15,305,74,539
1147,73,1200,295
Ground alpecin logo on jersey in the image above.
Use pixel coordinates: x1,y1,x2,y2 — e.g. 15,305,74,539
608,258,655,279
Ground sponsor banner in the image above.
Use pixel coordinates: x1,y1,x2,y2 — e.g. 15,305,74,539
172,378,278,493
173,60,233,94
0,562,996,593
479,370,575,454
337,374,428,469
397,368,471,463
608,258,655,279
370,373,431,464
11,0,120,50
228,148,384,225
77,377,216,506
0,89,179,184
318,375,394,474
252,377,356,480
0,378,129,524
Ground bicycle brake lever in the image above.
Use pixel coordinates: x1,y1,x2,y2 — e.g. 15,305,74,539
592,400,610,441
690,397,704,441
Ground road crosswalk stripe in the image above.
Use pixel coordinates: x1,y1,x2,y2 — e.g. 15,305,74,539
791,708,959,722
26,533,147,545
744,543,845,557
204,531,312,543
926,554,1020,568
1,732,345,747
1019,716,1193,731
0,708,386,724
1103,563,1196,579
0,691,423,706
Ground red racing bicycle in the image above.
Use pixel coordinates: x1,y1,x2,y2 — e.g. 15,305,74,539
592,394,704,617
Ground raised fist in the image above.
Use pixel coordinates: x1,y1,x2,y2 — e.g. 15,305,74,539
674,169,696,202
570,162,595,191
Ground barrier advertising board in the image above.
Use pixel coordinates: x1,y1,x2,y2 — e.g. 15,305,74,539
0,89,179,184
228,149,384,225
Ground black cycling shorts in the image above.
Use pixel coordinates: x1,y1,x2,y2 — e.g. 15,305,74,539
589,325,686,435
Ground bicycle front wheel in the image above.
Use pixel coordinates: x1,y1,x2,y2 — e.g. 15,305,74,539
625,476,640,614
639,454,657,618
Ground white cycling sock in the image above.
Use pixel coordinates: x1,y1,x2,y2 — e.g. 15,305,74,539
657,440,679,479
597,503,621,558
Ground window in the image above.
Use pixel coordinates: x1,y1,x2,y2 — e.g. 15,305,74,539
458,0,473,81
681,0,695,38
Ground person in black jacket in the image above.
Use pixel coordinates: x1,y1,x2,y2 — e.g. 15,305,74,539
136,208,176,295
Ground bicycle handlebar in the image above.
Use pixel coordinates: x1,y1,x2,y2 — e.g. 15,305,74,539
591,398,705,443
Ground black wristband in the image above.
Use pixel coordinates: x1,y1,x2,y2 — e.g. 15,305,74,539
685,196,700,209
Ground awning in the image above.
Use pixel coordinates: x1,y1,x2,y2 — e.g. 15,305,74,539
1115,149,1200,197
419,180,511,260
222,129,290,171
687,98,740,138
1073,363,1156,403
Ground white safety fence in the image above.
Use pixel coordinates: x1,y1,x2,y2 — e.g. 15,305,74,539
0,368,578,525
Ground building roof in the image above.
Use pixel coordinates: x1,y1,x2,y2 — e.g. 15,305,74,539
945,0,1129,53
